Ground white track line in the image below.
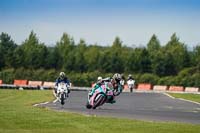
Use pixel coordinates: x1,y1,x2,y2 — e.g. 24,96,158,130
163,93,200,105
33,102,49,107
163,93,175,99
33,91,58,106
53,98,59,103
177,98,200,105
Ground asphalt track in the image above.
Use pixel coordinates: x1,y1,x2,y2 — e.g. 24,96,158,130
42,91,200,124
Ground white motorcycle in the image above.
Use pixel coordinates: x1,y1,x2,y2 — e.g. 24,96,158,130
127,79,135,92
57,82,70,105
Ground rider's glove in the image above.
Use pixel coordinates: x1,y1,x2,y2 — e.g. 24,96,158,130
89,91,93,96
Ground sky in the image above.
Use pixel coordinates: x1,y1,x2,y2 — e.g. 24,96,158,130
0,0,200,47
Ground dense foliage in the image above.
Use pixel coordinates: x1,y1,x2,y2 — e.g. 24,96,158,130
0,31,200,87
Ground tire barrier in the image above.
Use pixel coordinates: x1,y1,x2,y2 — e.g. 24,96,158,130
43,82,55,89
14,80,28,86
28,81,43,89
185,87,199,93
153,85,168,91
13,80,28,89
0,79,199,93
137,83,152,91
169,86,184,92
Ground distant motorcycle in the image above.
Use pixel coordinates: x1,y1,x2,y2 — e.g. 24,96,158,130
127,79,135,92
86,82,116,109
57,82,70,105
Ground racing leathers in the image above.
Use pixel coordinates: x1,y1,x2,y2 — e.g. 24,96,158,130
89,78,123,104
55,77,71,96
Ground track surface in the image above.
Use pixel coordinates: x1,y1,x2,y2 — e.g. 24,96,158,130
42,91,200,124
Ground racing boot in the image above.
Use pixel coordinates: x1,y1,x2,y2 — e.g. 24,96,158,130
106,96,116,104
108,99,116,104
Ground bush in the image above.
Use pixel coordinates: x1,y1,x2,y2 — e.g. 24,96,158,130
177,67,196,77
157,76,178,86
1,68,200,87
191,73,200,88
176,68,200,87
137,73,159,85
0,68,15,84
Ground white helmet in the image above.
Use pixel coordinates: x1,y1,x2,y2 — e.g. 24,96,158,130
59,72,66,79
112,73,121,83
97,76,102,81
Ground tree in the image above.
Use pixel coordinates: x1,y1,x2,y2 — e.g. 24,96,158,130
109,37,124,73
13,47,25,68
164,33,190,74
56,33,75,70
20,31,48,69
147,34,160,52
0,32,17,68
73,39,87,72
0,41,4,69
126,48,151,73
112,36,122,49
84,46,101,72
147,34,161,74
193,45,200,72
139,48,152,73
45,47,60,69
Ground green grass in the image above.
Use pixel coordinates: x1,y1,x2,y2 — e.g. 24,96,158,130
0,89,199,133
168,93,200,103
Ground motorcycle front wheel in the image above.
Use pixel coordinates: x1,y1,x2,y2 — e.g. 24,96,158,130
86,101,92,109
93,94,106,109
61,93,65,105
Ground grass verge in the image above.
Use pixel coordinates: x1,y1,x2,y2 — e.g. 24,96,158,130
168,93,200,103
0,89,199,133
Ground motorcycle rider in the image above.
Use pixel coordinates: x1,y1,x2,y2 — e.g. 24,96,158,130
89,73,122,104
111,73,123,95
120,74,125,89
89,76,104,96
55,72,71,97
96,76,103,85
127,74,135,92
106,73,123,103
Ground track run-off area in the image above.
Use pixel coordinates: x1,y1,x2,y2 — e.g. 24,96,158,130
40,91,200,124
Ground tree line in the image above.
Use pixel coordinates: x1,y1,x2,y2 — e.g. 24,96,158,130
0,31,200,87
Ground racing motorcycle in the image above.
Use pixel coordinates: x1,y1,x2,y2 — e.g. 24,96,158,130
127,79,135,92
57,82,70,105
86,82,116,109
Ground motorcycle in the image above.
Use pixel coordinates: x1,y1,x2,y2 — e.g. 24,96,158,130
86,82,116,109
127,79,135,92
57,82,70,105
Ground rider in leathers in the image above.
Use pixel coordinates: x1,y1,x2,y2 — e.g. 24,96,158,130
89,73,123,104
55,72,71,97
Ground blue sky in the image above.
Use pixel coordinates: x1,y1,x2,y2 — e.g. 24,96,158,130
0,0,200,47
